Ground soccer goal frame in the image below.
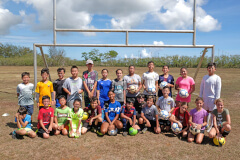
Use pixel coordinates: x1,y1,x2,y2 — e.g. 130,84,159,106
33,0,215,87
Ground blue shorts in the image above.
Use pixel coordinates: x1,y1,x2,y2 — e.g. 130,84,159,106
21,105,34,115
102,109,105,120
55,99,60,108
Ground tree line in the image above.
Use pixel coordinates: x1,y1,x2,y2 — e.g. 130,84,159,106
0,43,239,68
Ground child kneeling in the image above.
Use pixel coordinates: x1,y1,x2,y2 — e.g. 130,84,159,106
100,91,123,135
12,106,36,139
81,97,102,135
139,96,160,134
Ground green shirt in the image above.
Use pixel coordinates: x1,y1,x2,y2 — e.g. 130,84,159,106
68,108,83,129
212,108,229,126
54,106,70,126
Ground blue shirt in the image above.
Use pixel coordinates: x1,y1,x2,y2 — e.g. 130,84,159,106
158,74,174,97
97,79,112,101
15,114,32,129
104,101,121,122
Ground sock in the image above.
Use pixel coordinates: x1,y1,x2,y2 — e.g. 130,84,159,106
222,130,230,137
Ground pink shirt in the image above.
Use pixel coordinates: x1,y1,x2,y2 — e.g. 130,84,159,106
176,76,195,102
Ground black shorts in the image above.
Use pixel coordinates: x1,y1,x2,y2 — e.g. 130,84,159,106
149,120,157,129
82,121,93,130
37,123,54,137
159,119,171,126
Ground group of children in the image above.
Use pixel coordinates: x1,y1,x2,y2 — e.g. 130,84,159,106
12,60,231,145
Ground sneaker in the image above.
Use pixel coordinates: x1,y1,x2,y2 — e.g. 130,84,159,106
12,131,17,139
91,127,96,132
122,131,128,136
141,128,148,134
96,130,103,136
16,134,24,139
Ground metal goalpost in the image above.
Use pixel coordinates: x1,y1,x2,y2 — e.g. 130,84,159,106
33,0,215,87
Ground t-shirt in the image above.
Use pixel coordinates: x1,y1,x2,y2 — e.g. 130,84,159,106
212,108,229,126
172,107,190,127
156,96,175,112
37,107,54,129
67,108,83,130
15,114,32,129
200,74,221,99
189,108,208,130
82,70,98,97
17,83,34,106
62,77,83,102
112,79,125,102
176,76,195,103
97,79,112,101
83,105,101,123
53,79,67,99
104,101,121,122
121,106,136,118
35,81,54,106
141,105,158,121
54,106,70,126
158,74,174,97
142,71,159,95
123,74,141,97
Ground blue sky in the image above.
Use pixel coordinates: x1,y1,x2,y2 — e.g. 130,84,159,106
0,0,239,60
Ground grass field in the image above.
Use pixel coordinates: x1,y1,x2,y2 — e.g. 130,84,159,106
0,66,240,160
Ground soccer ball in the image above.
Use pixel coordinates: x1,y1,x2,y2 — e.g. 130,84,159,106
189,126,200,135
82,112,89,121
129,85,137,94
159,110,169,120
160,81,168,89
108,128,118,136
213,136,226,146
179,89,189,98
147,85,156,93
129,127,138,136
171,123,182,133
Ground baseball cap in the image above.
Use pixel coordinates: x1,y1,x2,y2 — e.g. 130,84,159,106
86,59,93,64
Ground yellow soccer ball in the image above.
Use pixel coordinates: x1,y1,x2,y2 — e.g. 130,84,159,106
82,112,89,121
213,136,226,146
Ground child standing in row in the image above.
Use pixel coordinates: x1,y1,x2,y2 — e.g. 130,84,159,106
156,86,175,132
112,69,126,106
35,68,55,110
63,66,83,108
82,60,98,107
158,65,174,97
175,67,195,107
17,72,35,122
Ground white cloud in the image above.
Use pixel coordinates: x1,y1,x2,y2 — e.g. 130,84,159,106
0,7,22,35
153,41,164,45
141,49,151,58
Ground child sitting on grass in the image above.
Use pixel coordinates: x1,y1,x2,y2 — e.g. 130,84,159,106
12,106,36,139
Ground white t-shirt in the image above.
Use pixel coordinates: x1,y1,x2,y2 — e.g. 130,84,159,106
142,71,159,95
17,83,34,106
199,74,221,99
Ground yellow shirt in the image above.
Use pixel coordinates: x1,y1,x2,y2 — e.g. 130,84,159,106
35,81,54,106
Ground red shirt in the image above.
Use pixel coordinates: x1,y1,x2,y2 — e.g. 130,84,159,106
84,105,101,123
37,107,54,129
172,107,190,127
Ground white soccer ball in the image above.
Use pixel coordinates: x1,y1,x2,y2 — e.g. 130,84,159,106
171,123,182,133
147,85,156,93
159,110,169,120
108,129,118,136
129,85,137,94
189,126,200,135
160,81,168,89
179,89,189,98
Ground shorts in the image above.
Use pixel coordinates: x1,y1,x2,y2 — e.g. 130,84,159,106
159,119,171,127
37,123,54,136
101,109,105,120
203,97,216,111
55,99,60,108
149,120,157,130
82,121,93,130
84,96,90,108
21,105,34,115
18,128,33,135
